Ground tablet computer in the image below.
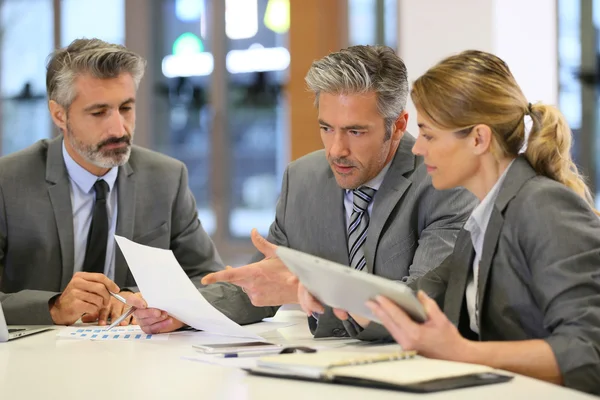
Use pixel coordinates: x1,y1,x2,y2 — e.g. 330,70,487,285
277,247,427,324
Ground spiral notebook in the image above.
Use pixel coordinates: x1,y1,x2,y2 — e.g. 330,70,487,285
247,350,513,393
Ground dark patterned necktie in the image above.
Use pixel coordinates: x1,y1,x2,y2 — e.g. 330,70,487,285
348,186,376,271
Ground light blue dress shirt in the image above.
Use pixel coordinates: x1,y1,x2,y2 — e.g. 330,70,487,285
343,162,391,229
463,160,515,334
62,142,119,280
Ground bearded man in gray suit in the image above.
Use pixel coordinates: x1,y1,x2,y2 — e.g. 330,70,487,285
140,45,476,337
0,38,269,328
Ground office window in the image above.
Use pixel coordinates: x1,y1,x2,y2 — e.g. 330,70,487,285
557,0,582,160
348,0,397,49
558,0,600,205
227,0,288,237
0,0,53,155
61,0,125,46
0,0,125,157
157,0,215,234
155,0,288,241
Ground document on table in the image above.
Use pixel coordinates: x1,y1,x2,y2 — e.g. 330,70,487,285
58,326,168,341
115,236,263,340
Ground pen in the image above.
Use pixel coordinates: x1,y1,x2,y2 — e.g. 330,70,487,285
107,291,135,330
105,306,136,331
109,291,128,305
220,349,283,358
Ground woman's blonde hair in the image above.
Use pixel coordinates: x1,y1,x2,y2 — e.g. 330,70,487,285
411,50,595,209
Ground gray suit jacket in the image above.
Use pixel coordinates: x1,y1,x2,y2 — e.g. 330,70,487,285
0,136,273,325
415,157,600,395
260,135,476,339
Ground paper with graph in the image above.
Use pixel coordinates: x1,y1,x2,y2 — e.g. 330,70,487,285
58,326,169,341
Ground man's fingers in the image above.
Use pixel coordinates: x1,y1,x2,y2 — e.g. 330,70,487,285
73,289,104,309
139,315,173,334
73,272,120,293
250,228,277,258
201,269,238,284
121,310,134,326
375,296,415,327
108,302,125,326
366,300,411,347
98,305,111,326
286,275,299,285
299,284,324,315
333,308,349,320
134,308,166,321
417,290,439,320
306,293,324,314
126,295,147,309
73,299,98,317
371,296,421,347
201,266,253,285
81,312,98,323
73,279,112,305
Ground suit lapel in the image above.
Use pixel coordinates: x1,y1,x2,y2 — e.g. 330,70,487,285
45,137,75,290
475,208,504,328
443,230,474,325
114,161,135,286
365,135,416,273
476,157,537,328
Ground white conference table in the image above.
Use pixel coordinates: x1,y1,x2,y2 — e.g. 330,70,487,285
0,310,595,400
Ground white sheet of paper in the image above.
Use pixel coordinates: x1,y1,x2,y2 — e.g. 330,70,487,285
58,326,168,341
115,236,263,340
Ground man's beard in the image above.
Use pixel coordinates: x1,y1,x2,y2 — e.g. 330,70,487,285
66,123,133,169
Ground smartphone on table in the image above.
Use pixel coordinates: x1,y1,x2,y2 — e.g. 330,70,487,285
193,341,282,354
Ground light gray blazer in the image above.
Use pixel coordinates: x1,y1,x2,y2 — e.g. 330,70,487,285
0,136,273,325
416,157,600,395
260,135,477,339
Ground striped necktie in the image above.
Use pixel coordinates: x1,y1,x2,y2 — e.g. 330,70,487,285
348,186,377,271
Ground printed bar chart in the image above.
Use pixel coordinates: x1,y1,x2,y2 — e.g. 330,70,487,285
58,326,169,341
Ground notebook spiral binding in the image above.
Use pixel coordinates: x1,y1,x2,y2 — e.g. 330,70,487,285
326,350,418,370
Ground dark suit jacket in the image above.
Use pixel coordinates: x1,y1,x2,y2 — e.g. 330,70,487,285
258,134,476,339
416,157,600,395
0,136,273,325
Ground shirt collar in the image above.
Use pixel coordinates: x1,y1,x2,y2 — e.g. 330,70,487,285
62,140,118,194
465,159,515,235
345,161,392,194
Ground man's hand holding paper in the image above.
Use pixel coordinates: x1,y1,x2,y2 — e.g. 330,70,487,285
126,296,185,334
114,236,263,340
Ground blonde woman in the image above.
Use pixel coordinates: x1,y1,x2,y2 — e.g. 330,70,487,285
362,50,600,394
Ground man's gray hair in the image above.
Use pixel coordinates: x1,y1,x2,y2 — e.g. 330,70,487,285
305,45,408,139
46,38,146,109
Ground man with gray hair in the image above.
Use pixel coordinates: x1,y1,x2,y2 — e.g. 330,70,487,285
143,45,475,339
0,38,271,328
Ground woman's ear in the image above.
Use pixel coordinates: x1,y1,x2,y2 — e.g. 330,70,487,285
471,124,493,155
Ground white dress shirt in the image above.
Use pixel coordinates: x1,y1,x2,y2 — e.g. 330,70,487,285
343,162,391,229
463,160,515,334
62,142,119,280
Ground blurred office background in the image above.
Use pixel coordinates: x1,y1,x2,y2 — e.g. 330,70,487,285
0,0,596,264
